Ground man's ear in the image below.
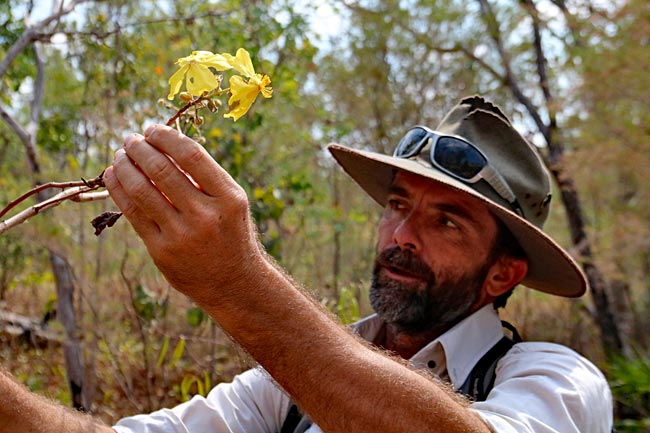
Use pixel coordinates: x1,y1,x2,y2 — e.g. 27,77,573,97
483,257,528,297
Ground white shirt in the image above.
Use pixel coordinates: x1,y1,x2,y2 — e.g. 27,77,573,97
113,306,613,433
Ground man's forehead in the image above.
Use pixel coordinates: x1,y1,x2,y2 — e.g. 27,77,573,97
389,170,494,218
389,170,454,195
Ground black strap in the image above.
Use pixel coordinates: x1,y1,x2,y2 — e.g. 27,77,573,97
280,404,308,433
458,320,521,401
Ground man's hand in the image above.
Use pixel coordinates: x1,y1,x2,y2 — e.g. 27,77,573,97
104,124,264,307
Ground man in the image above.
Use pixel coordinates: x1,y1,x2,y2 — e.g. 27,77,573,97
0,96,612,432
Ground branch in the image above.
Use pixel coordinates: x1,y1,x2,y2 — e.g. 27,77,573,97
32,0,90,29
400,22,506,88
26,43,46,141
549,0,585,47
476,0,549,139
35,8,238,42
0,105,31,146
0,27,39,80
0,174,105,219
520,0,556,142
0,184,107,235
0,0,89,80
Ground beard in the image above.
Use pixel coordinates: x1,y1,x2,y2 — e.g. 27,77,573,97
370,245,490,334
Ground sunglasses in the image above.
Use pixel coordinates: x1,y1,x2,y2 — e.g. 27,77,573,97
393,126,523,217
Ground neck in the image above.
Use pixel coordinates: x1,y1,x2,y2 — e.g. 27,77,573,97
377,304,486,359
380,324,449,359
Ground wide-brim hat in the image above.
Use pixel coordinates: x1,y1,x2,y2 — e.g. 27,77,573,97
327,96,587,297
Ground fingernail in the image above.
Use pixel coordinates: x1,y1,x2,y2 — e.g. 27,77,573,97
114,148,126,162
103,166,115,186
144,124,160,137
124,133,140,148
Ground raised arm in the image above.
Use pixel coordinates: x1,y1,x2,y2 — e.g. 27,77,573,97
0,368,114,433
103,125,490,433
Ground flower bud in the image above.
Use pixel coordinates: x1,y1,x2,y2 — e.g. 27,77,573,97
179,92,193,102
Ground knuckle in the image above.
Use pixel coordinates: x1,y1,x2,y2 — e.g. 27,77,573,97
131,180,156,205
226,186,250,214
183,144,206,167
119,200,140,219
148,155,174,180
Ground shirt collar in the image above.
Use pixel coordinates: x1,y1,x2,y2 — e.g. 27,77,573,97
352,305,505,388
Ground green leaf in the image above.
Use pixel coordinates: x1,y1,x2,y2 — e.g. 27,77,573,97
156,336,170,368
170,337,186,368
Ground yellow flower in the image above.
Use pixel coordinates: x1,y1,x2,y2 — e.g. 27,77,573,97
223,48,257,78
167,51,232,100
223,48,273,122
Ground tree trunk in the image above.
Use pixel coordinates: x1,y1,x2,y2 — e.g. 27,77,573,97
48,252,88,410
547,150,629,359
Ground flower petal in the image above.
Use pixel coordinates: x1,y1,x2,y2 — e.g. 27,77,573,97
202,53,234,71
224,75,260,121
185,64,220,96
228,48,256,78
167,65,188,100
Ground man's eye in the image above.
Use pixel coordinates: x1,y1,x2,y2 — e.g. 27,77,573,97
441,216,459,229
388,199,405,210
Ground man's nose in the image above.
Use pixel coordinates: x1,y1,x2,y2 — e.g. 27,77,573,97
392,213,421,252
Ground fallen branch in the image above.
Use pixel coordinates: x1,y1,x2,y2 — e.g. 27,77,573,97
0,308,63,347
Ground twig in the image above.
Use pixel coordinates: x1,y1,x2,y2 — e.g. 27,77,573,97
166,99,200,127
165,91,224,127
0,173,105,219
0,184,105,235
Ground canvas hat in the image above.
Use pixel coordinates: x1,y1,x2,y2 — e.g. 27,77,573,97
327,96,587,297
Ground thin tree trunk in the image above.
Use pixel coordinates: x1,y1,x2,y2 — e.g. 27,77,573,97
546,151,628,358
49,252,88,410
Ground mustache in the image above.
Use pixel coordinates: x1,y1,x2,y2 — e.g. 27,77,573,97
374,246,435,281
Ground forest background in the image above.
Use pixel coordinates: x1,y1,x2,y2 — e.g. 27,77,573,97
0,0,649,430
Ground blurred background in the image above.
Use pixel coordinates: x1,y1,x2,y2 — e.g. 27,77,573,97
1,0,648,430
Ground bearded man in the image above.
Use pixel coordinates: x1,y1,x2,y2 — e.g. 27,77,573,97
0,96,613,433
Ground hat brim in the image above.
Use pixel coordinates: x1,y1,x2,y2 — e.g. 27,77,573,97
327,143,587,298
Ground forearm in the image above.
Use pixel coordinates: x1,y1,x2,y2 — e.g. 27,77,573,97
200,256,490,433
0,369,114,433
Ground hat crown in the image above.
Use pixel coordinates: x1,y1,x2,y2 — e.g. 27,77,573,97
434,96,552,228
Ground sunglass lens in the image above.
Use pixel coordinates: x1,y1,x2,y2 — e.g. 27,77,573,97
433,137,486,179
394,128,429,157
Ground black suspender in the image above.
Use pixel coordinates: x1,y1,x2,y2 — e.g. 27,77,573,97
458,320,521,401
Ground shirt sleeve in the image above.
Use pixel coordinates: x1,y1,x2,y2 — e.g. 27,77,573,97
113,367,292,433
469,342,613,433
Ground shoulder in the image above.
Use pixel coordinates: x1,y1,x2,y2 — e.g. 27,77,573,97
502,341,607,383
500,341,611,405
470,341,613,433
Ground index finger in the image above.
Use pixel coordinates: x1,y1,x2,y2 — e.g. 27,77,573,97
143,124,238,198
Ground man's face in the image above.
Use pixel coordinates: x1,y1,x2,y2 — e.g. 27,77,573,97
371,171,499,334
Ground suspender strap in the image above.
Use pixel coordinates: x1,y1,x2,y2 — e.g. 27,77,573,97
458,320,521,401
280,404,303,433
